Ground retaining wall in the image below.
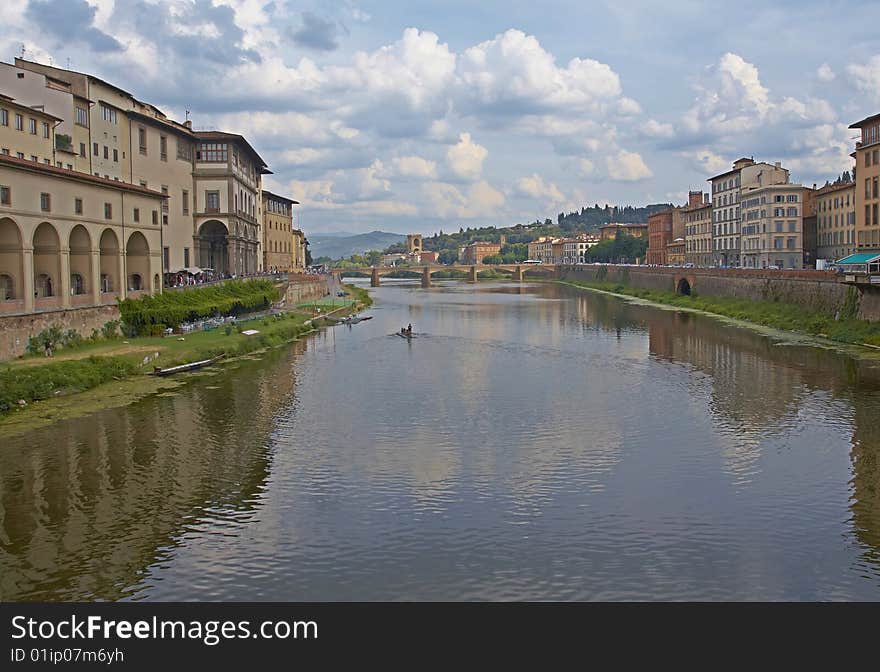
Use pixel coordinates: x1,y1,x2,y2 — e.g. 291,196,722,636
0,304,121,361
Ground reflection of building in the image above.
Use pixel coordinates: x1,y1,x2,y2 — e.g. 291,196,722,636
815,181,856,262
849,113,880,252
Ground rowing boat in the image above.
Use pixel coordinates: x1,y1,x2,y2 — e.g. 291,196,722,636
151,354,224,376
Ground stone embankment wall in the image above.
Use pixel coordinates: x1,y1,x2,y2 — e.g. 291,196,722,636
560,266,880,321
0,304,121,361
279,274,335,307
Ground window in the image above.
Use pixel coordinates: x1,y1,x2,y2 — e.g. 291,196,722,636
0,148,7,155
152,210,158,225
0,109,6,126
74,198,82,215
875,177,879,200
113,149,118,162
93,142,99,156
14,113,23,130
206,190,220,212
133,208,140,222
197,142,228,162
40,192,50,212
104,203,112,219
30,155,37,162
138,127,147,155
184,248,190,267
163,247,169,271
41,121,49,138
874,149,879,166
28,118,36,134
103,146,109,160
160,135,167,161
787,194,798,202
100,104,118,124
182,189,189,215
75,106,88,127
177,141,192,161
0,185,10,205
79,142,86,157
787,208,797,217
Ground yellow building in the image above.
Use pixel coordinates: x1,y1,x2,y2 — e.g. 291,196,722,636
683,195,712,267
262,190,298,272
292,228,307,270
1,154,164,314
850,113,880,251
815,181,856,262
0,94,62,166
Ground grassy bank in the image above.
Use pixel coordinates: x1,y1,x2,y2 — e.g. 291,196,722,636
343,282,373,307
559,278,880,348
0,310,316,417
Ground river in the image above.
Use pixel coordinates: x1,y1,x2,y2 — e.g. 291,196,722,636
2,278,880,600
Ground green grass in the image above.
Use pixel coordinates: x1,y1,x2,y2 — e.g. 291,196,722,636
560,279,880,348
0,311,317,416
343,283,373,307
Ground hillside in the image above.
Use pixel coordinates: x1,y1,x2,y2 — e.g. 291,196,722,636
309,231,406,261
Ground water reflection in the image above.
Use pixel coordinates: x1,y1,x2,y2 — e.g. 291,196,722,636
2,281,880,600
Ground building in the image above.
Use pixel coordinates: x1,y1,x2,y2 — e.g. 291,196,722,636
683,191,712,267
292,228,307,270
708,158,751,267
0,94,63,167
262,190,298,272
849,113,880,252
646,208,676,265
5,58,275,281
740,183,813,269
459,241,501,264
599,222,647,241
415,250,438,264
527,236,555,263
1,153,164,313
815,181,856,262
382,253,407,266
559,234,600,264
666,238,686,265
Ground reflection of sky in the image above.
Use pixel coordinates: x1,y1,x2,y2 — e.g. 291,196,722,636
127,280,880,600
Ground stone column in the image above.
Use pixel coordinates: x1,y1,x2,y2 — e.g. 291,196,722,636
371,267,380,287
23,246,34,313
469,265,477,282
514,265,523,282
91,248,101,306
421,266,431,288
118,248,126,299
60,245,71,308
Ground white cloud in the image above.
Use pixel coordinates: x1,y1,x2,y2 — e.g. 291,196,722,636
577,159,596,177
422,180,504,218
816,63,836,82
606,150,652,181
514,174,565,203
848,56,880,102
389,155,438,179
446,132,488,180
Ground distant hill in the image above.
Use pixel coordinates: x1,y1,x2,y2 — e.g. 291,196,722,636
308,230,407,261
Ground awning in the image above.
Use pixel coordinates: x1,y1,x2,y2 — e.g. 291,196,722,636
836,253,880,265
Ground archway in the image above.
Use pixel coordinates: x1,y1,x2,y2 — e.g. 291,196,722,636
33,222,60,299
676,277,691,296
197,220,228,275
126,231,150,293
69,225,91,296
0,217,23,302
99,229,119,296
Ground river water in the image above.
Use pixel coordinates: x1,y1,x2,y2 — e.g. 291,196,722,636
2,278,880,600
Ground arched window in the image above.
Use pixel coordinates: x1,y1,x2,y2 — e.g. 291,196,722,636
130,273,142,291
70,273,85,295
101,273,113,293
36,273,53,297
0,273,13,300
153,274,160,292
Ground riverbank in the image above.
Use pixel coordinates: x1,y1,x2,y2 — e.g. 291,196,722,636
0,287,368,435
557,278,880,351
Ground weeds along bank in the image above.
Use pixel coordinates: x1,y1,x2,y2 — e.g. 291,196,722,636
0,280,364,418
558,277,880,349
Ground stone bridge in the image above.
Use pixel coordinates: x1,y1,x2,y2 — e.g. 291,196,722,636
332,264,558,287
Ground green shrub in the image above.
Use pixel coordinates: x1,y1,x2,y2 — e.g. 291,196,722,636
224,325,233,336
102,320,120,340
117,280,280,335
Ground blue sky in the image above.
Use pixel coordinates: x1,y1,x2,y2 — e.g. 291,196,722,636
2,0,879,234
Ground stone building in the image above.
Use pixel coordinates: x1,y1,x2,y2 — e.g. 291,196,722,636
647,208,675,265
262,190,298,272
850,113,880,252
740,183,814,269
815,181,856,262
459,241,501,264
683,191,712,267
599,222,647,241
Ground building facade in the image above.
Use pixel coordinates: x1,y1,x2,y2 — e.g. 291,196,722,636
262,190,297,272
0,154,164,314
460,241,501,264
599,222,647,241
815,181,856,262
292,228,307,270
683,193,712,267
646,209,675,265
740,184,812,269
850,113,880,252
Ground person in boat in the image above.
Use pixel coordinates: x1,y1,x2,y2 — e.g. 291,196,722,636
406,323,412,335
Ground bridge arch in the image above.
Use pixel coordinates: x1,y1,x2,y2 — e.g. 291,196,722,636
676,277,691,296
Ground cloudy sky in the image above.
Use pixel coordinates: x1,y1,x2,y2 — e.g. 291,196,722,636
2,0,879,235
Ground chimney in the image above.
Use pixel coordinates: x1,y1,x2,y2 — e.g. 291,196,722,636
774,161,781,169
184,119,192,130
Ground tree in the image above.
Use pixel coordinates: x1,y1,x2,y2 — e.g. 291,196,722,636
438,248,459,265
305,246,313,266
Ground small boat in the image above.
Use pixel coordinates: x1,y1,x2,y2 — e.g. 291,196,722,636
396,331,416,339
151,354,224,376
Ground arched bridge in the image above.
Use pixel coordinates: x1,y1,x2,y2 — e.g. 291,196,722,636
331,264,559,287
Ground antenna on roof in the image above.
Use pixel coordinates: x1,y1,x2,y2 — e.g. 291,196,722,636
66,57,71,69
185,109,190,122
19,43,25,59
